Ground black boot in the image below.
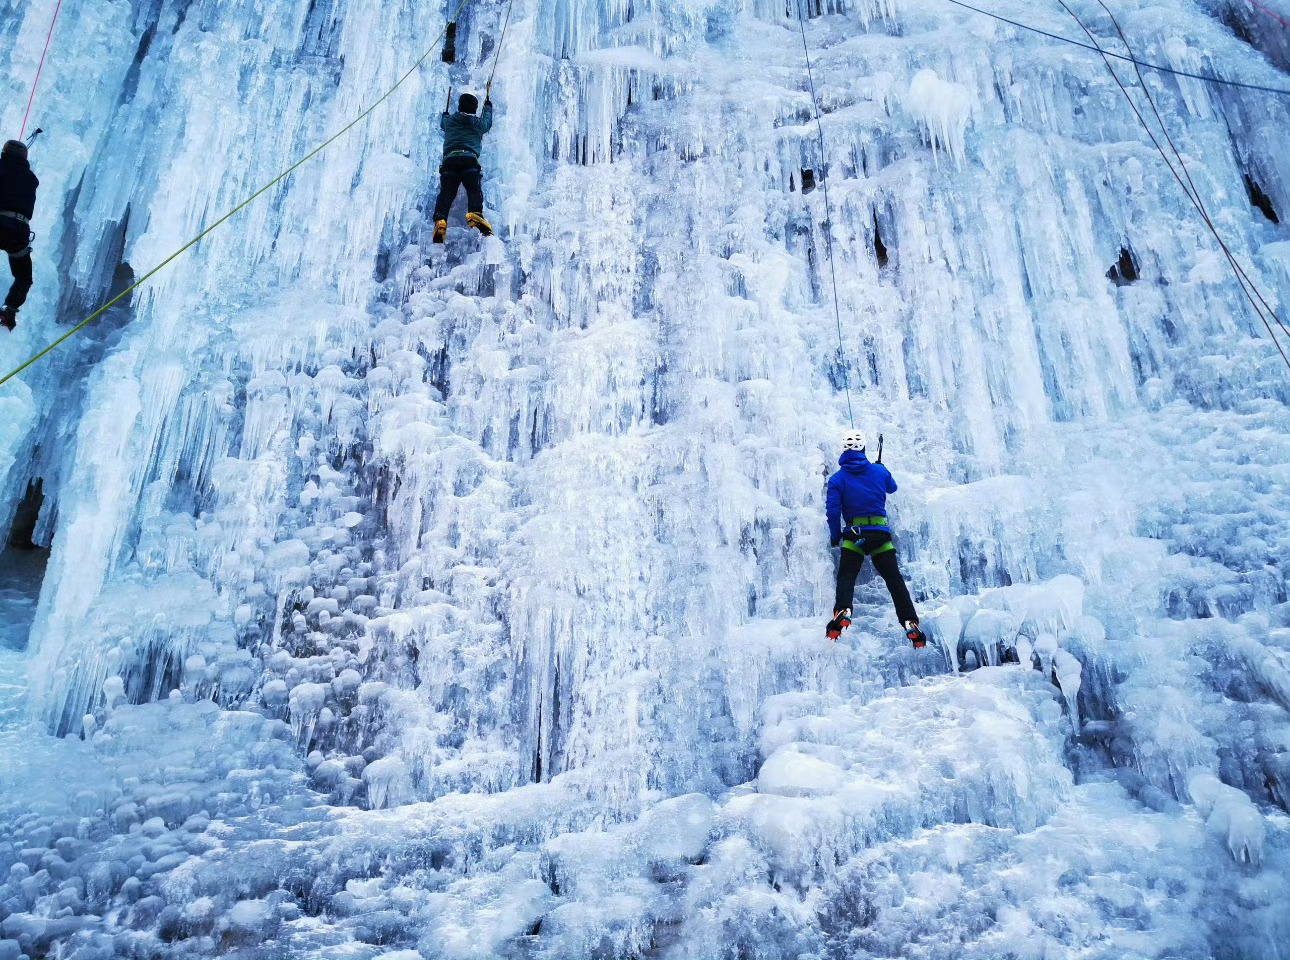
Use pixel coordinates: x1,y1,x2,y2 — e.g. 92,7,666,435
0,306,15,331
826,608,851,640
905,621,927,649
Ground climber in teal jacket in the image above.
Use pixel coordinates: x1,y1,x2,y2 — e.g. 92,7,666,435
825,430,924,647
432,92,494,243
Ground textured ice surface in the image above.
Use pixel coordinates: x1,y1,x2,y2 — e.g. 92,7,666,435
2,0,1290,956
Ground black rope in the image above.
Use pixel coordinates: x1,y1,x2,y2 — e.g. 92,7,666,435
1054,0,1290,375
796,2,856,427
1091,0,1289,346
938,0,1290,98
486,0,517,94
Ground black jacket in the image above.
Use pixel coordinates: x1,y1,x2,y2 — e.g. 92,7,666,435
0,155,39,220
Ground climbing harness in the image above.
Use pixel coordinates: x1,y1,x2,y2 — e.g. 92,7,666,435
795,1,855,427
938,0,1290,97
1,0,478,388
841,519,896,555
1056,0,1290,376
19,0,64,140
1247,0,1290,29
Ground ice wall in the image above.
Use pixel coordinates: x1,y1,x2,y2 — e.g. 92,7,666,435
1,0,1290,957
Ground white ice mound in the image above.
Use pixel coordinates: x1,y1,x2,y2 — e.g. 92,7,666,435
757,747,847,797
636,793,717,863
362,756,413,810
906,68,972,166
1188,769,1266,867
730,669,1073,883
930,574,1098,709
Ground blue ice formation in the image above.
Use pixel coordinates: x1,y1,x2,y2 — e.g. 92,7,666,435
1,0,1289,957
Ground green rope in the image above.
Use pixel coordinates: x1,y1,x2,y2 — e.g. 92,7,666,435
1,0,471,388
486,0,517,93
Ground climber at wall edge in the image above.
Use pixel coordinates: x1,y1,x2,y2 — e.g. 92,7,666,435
432,90,494,243
825,430,926,648
0,139,38,332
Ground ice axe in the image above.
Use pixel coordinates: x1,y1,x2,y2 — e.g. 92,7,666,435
24,127,43,148
876,433,884,464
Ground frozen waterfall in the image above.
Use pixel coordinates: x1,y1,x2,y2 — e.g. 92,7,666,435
1,0,1289,956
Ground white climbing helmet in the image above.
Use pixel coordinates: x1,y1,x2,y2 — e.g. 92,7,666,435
841,429,866,452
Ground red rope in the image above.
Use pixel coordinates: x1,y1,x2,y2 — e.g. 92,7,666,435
1248,0,1290,28
19,0,64,140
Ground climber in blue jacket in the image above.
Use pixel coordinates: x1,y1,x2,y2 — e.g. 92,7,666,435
825,430,925,647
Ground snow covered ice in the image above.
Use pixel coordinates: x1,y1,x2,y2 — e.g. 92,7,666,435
2,0,1290,955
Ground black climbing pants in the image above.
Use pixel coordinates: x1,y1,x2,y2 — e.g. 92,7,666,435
835,531,918,624
0,216,32,310
432,155,483,221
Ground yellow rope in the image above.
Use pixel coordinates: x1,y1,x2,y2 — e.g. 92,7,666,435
1,0,471,388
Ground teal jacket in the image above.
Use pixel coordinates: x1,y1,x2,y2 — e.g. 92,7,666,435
441,103,493,160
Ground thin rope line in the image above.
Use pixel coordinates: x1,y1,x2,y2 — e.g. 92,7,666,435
796,2,855,426
1091,0,1290,346
19,0,64,140
1068,0,1290,359
487,0,517,91
936,0,1290,97
1247,0,1290,29
1076,0,1290,362
2,0,470,388
1055,0,1290,374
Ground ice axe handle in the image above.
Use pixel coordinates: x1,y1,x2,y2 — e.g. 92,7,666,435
876,434,883,464
24,128,43,147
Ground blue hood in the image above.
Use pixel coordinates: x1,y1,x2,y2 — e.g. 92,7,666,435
838,450,871,474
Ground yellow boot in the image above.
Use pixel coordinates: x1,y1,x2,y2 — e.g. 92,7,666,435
432,219,447,244
466,212,493,237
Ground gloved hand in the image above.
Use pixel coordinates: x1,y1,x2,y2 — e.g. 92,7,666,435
830,537,841,548
485,98,492,107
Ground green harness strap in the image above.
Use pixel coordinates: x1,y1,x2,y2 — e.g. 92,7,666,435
841,516,896,556
849,515,888,527
842,538,895,556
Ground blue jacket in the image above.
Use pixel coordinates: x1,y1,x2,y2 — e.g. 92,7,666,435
441,103,494,160
826,450,897,542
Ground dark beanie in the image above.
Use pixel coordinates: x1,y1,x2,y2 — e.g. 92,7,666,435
458,93,478,115
2,140,27,160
